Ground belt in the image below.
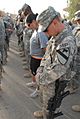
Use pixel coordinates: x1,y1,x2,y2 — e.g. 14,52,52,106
32,55,42,60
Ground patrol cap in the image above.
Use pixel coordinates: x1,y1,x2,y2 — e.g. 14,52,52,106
37,6,58,31
75,12,80,21
74,10,80,16
21,3,30,11
18,9,22,15
21,3,32,16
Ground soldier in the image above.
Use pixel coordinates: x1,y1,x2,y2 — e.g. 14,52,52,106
15,9,23,47
0,11,6,90
15,4,33,78
22,4,33,71
15,9,24,53
21,3,33,16
3,14,14,51
33,6,77,118
71,11,80,112
20,4,34,77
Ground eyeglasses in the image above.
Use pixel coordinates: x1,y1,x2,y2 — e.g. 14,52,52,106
43,28,48,32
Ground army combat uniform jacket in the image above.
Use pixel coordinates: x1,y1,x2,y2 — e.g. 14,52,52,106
72,25,80,84
37,28,77,85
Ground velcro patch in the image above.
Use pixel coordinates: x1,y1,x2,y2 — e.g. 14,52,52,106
57,48,70,65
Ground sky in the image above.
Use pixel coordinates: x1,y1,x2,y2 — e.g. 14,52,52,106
0,0,67,16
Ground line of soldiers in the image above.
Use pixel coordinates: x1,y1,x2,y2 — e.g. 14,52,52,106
15,4,80,119
0,11,14,90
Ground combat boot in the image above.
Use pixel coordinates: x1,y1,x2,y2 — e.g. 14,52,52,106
65,87,78,94
24,73,31,78
19,48,23,52
22,61,27,65
22,57,26,61
19,52,23,55
19,52,25,57
34,110,43,118
23,66,29,70
72,105,80,112
69,88,78,94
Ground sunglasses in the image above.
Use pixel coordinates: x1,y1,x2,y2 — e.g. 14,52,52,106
27,23,31,27
43,28,48,32
27,20,33,27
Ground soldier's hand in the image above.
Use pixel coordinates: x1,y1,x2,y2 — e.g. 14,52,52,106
37,66,44,73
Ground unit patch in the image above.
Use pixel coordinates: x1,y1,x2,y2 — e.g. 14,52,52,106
57,48,70,64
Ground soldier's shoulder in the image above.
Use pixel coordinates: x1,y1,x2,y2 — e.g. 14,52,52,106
62,35,74,45
72,26,80,35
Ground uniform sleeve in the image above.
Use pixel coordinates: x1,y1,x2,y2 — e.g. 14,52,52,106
44,36,76,81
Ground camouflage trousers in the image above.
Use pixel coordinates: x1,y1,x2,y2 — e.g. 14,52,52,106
23,41,30,69
68,54,80,90
18,39,24,52
39,82,55,119
68,73,80,90
24,48,30,70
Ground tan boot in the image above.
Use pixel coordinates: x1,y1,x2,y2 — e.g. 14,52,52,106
22,61,27,65
24,73,31,78
72,105,80,112
19,52,23,55
19,49,23,52
22,58,26,61
34,110,43,118
19,53,25,57
69,88,78,94
23,66,28,70
65,87,77,94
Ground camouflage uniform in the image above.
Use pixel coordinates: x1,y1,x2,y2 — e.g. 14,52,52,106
16,21,24,51
15,9,24,52
3,15,14,64
36,6,77,119
16,4,33,53
68,26,80,90
67,12,80,91
0,17,6,88
71,11,80,112
23,27,33,69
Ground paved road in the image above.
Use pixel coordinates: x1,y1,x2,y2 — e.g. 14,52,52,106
0,31,80,119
